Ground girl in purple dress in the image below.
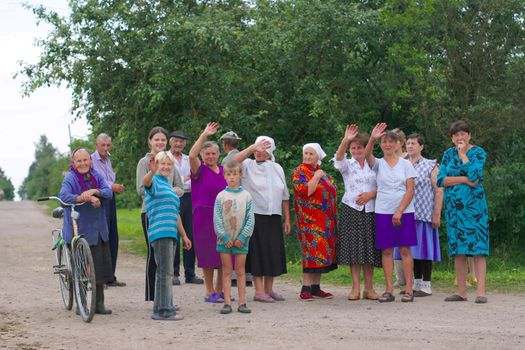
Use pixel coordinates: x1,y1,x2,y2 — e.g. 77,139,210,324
189,122,227,303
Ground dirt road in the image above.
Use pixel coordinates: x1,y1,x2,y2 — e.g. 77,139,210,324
0,201,524,350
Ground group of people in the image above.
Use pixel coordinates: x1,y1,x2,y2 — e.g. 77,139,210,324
58,119,490,321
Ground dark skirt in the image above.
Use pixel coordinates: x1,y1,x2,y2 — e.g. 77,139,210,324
337,204,382,267
90,239,113,284
246,214,287,277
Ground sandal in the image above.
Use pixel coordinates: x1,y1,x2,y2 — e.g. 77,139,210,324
204,293,224,303
444,294,467,302
347,289,360,301
401,292,414,302
378,292,395,303
474,296,487,304
253,293,275,303
362,289,379,300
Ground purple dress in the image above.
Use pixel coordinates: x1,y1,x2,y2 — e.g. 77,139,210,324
191,163,227,268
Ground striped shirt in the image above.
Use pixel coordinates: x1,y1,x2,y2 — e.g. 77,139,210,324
213,187,255,246
145,174,180,243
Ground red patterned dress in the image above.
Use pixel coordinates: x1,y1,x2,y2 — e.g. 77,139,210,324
292,163,338,273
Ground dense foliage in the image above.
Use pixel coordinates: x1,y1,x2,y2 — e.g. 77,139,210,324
0,167,15,200
19,0,525,248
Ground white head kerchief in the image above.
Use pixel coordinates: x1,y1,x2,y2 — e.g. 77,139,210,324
255,136,276,162
303,143,326,165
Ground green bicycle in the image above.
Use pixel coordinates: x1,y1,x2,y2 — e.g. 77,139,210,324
39,196,97,322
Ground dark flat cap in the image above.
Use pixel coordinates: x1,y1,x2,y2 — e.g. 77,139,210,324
170,130,188,140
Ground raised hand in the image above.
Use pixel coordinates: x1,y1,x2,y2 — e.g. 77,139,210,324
148,157,157,173
254,139,272,153
344,124,359,142
371,122,387,140
203,122,220,137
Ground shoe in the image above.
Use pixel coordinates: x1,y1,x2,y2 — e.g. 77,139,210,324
269,291,285,301
173,277,181,286
107,279,126,287
347,289,360,301
444,294,467,302
401,292,414,302
95,306,112,315
378,292,395,303
313,290,334,299
231,279,237,287
220,304,233,314
413,290,432,297
253,294,275,303
475,296,488,304
151,313,183,321
204,293,224,303
175,305,182,311
186,276,204,284
219,293,235,302
299,292,314,301
362,289,379,300
237,304,252,313
246,281,253,287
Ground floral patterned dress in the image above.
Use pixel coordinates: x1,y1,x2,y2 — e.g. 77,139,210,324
437,146,489,256
292,163,338,273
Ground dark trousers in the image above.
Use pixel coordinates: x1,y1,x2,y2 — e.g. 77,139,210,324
414,259,433,281
174,192,196,280
104,193,119,281
141,213,156,301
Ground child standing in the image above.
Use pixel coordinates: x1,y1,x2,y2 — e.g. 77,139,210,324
213,161,255,314
143,151,192,321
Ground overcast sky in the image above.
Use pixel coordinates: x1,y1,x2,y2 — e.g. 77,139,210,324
0,0,90,199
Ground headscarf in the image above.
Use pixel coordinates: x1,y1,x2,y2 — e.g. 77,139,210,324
255,136,276,162
70,148,100,192
302,143,326,165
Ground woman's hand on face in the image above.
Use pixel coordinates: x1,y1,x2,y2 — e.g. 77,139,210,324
344,124,359,142
225,240,234,248
90,196,101,208
183,237,192,250
371,123,387,140
203,122,220,137
233,240,243,248
456,140,469,156
392,210,402,226
254,139,271,152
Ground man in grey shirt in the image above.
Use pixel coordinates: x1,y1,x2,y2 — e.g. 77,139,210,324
220,131,241,166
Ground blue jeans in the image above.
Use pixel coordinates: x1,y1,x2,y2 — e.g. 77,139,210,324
151,238,177,317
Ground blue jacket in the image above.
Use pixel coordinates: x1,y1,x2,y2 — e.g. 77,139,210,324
58,169,112,245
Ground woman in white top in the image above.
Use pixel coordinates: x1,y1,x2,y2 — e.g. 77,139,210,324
233,136,291,303
334,125,381,301
364,123,417,303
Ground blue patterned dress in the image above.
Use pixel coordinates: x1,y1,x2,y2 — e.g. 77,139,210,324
437,146,489,256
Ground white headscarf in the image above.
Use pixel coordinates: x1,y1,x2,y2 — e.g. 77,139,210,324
255,136,276,162
303,143,326,165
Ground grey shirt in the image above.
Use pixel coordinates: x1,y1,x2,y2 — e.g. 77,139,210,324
136,153,183,213
221,149,239,166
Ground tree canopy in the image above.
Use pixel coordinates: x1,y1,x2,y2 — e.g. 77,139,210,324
0,167,15,201
18,0,525,244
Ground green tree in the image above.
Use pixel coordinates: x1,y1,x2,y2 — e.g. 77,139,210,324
0,168,15,200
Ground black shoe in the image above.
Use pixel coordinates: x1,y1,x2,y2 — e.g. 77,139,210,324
185,276,204,284
173,277,181,286
107,279,126,287
231,279,237,287
246,280,253,287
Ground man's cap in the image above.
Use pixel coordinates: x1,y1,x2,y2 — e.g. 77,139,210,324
220,131,241,140
169,130,188,140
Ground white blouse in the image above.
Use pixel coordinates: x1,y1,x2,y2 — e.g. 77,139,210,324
333,156,377,213
241,159,290,216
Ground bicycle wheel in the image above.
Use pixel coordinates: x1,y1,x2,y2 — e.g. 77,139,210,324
73,237,96,322
54,239,73,310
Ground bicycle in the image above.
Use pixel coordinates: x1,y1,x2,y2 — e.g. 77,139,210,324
38,196,97,322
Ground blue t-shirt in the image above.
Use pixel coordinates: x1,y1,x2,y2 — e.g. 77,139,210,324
145,174,180,243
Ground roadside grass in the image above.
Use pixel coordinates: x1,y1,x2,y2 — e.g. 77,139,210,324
116,207,524,294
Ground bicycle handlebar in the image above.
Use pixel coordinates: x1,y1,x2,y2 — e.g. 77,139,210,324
37,196,86,207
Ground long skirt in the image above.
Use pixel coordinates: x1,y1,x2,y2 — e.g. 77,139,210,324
337,204,381,267
192,206,221,269
246,214,287,277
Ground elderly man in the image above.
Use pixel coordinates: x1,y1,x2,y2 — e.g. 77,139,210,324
220,131,242,165
169,130,204,285
91,133,126,287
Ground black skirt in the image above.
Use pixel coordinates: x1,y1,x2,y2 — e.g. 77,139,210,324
246,214,287,277
90,239,113,284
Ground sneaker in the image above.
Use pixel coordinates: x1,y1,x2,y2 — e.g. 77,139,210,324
185,276,204,284
300,292,314,301
220,304,233,314
151,313,184,321
237,304,251,313
173,277,181,286
313,290,334,299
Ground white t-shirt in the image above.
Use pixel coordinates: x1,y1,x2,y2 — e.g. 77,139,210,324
373,158,416,214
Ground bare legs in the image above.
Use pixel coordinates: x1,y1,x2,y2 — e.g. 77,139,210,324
382,247,413,293
350,264,374,291
203,267,223,297
221,253,247,305
454,254,486,298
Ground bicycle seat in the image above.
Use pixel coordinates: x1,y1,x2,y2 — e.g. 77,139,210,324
52,207,64,219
